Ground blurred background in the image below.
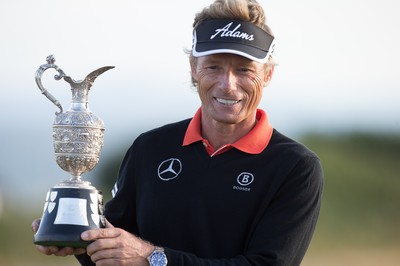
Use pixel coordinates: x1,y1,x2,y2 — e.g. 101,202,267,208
0,0,399,265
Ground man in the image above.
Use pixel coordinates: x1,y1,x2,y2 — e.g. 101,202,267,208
33,0,323,265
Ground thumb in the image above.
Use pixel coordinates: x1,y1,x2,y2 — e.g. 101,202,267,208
81,220,118,241
31,218,41,233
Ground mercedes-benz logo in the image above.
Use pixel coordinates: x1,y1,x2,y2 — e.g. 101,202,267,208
157,158,182,181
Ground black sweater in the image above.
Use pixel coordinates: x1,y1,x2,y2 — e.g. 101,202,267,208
78,119,323,266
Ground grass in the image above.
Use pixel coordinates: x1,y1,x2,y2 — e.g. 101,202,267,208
0,205,76,266
301,133,400,248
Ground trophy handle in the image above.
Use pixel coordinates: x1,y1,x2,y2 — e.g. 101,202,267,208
35,55,66,114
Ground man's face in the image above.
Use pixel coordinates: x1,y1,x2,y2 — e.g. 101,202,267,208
191,53,273,126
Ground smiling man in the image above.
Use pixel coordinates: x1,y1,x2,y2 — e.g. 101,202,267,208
33,1,323,265
190,52,272,153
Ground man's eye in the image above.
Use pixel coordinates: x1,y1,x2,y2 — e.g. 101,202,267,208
238,68,252,72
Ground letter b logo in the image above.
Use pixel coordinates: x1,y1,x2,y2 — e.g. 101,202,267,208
237,172,254,186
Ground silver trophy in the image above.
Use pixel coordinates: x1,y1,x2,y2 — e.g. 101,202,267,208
33,55,114,247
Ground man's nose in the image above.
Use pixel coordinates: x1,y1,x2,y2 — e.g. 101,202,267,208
220,70,238,92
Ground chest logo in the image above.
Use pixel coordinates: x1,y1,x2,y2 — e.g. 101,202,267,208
158,158,182,181
237,172,254,186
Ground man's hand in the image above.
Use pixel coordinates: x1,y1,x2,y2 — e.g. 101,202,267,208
31,218,86,256
82,220,154,266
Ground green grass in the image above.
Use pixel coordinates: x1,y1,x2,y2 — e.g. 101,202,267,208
0,205,77,265
301,133,400,248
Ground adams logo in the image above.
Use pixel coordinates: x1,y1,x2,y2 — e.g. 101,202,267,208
157,158,182,181
210,22,255,41
233,172,254,192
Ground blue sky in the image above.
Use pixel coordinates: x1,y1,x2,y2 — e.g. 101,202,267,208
0,0,399,206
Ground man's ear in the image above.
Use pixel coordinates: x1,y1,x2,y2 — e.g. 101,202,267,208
190,60,198,82
264,65,274,86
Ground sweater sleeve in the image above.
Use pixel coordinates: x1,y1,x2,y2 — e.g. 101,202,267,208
163,155,323,266
102,144,138,232
75,254,95,266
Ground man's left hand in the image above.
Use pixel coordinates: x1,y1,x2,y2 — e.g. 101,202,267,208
82,220,154,266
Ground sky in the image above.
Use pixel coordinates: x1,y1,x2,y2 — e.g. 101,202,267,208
0,0,399,208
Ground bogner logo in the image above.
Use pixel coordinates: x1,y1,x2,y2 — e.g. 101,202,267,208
158,158,182,181
210,22,255,41
233,172,254,192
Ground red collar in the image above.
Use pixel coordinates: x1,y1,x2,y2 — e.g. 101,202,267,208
183,108,273,156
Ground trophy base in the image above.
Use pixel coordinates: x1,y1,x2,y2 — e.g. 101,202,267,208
34,228,93,248
34,185,105,248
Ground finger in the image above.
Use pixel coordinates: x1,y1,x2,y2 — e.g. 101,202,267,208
86,237,119,257
31,218,41,233
35,245,86,256
55,246,86,256
92,257,144,266
81,227,121,241
54,247,74,257
36,245,59,256
88,245,119,262
73,248,87,255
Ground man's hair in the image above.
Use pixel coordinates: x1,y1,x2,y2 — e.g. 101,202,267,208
188,0,275,87
193,0,273,37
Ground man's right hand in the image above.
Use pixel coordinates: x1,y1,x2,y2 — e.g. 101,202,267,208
31,218,86,256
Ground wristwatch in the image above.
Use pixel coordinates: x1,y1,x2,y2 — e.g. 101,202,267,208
147,246,168,266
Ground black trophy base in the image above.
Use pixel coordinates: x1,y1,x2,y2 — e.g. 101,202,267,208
34,186,105,248
34,228,92,248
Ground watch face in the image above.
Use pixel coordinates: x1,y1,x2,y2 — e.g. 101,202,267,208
150,252,167,266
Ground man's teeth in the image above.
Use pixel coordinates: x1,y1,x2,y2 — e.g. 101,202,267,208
216,98,239,105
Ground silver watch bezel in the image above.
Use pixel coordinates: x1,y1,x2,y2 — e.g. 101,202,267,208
147,246,168,266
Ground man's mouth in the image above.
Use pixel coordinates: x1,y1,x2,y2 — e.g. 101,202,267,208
215,97,241,106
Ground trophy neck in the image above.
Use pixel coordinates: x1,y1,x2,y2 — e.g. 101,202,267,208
70,84,90,111
55,176,96,190
69,102,91,112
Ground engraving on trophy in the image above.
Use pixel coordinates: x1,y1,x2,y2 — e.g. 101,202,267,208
54,198,89,226
33,55,114,247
